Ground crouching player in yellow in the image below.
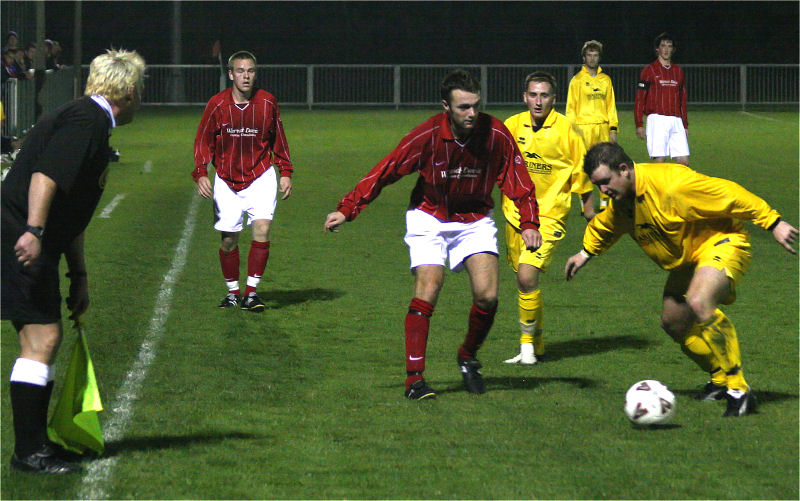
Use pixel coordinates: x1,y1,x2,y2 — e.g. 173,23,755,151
503,72,595,365
565,142,798,416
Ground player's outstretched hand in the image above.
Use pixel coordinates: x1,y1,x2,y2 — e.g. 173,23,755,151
279,176,292,200
521,228,542,252
636,127,646,140
564,251,590,281
772,220,799,255
196,176,213,199
324,211,346,233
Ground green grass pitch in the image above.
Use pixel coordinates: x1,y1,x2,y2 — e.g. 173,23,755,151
1,105,797,499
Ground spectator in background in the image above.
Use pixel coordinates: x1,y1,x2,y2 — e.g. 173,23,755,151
12,49,30,78
2,49,25,83
46,40,65,70
4,31,18,51
24,42,36,70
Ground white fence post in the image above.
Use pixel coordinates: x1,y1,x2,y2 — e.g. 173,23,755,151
307,65,314,110
740,65,747,111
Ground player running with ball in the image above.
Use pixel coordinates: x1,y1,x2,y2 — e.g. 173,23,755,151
565,142,798,417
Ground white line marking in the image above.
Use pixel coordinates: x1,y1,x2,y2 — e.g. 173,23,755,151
739,111,779,122
78,194,201,499
143,160,152,173
97,194,127,218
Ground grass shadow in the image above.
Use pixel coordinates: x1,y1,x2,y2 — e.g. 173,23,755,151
101,431,268,457
672,388,797,408
541,334,654,362
259,288,344,309
436,375,599,394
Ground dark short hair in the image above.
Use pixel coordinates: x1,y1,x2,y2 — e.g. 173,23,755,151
440,69,481,102
524,71,557,94
228,50,257,69
654,32,674,48
583,142,633,177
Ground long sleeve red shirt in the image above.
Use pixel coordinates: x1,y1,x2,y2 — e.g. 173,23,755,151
336,112,540,231
193,88,293,192
634,60,688,129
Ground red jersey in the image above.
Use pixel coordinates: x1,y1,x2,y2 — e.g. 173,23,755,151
193,88,293,192
336,112,540,231
634,60,688,129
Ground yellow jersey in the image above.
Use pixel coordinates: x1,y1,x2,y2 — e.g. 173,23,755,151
502,109,593,232
565,66,619,130
583,162,782,270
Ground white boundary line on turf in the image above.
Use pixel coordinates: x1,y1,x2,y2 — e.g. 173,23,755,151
78,194,201,500
98,193,127,218
738,111,779,122
143,160,153,173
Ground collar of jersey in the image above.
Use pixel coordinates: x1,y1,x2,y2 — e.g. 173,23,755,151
90,95,116,129
523,108,557,130
580,65,604,76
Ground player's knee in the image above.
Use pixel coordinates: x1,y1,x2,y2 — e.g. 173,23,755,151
685,295,715,324
474,293,498,312
660,314,689,341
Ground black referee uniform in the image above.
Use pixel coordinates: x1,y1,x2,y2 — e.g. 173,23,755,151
2,96,112,324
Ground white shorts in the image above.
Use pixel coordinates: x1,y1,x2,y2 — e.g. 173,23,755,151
213,168,277,232
646,114,690,159
404,209,498,272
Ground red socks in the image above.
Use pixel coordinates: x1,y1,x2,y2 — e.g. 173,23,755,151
245,241,270,296
219,247,240,294
220,241,271,296
458,303,496,360
405,298,434,389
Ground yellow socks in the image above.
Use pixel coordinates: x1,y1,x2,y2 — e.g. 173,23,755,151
698,309,747,392
681,324,727,387
519,289,543,354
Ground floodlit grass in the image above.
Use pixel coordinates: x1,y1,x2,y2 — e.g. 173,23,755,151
1,105,797,499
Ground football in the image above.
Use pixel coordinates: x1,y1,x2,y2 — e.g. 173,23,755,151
624,380,676,425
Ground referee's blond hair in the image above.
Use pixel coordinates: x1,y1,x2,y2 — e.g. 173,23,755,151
84,49,146,103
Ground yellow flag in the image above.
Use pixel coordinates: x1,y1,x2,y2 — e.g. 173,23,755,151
47,324,105,455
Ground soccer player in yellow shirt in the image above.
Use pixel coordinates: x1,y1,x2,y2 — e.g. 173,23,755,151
565,142,798,417
566,40,619,211
503,72,595,365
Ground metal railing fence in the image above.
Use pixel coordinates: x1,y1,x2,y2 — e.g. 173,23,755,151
132,63,798,108
3,64,796,137
2,67,76,137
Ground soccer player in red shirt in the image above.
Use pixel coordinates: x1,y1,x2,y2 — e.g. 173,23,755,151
324,70,542,400
193,51,294,312
634,33,690,165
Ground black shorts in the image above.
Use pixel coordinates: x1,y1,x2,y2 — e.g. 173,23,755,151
1,232,62,325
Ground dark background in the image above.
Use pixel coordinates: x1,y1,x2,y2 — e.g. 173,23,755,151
9,1,800,65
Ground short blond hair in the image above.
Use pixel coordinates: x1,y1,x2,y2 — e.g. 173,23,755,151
84,49,146,103
227,50,257,69
581,40,603,57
